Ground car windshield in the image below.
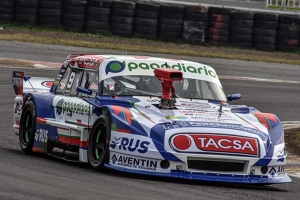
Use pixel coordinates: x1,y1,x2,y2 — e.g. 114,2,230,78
102,75,227,101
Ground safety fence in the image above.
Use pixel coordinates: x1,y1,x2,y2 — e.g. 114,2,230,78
0,0,300,52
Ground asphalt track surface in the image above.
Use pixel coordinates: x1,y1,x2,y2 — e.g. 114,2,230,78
1,41,300,200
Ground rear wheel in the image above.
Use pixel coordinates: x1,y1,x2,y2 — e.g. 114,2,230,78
88,115,110,171
19,100,36,154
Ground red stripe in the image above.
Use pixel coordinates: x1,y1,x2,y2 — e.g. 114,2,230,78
58,135,70,143
112,105,123,116
124,108,133,124
32,147,44,153
36,117,47,124
117,128,130,133
263,113,278,123
253,112,270,130
132,56,150,59
75,120,89,127
70,137,80,145
80,141,88,148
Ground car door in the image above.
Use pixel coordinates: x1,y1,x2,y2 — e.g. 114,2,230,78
64,70,98,126
53,66,74,123
52,66,79,144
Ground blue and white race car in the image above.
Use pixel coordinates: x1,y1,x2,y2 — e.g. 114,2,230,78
12,54,291,184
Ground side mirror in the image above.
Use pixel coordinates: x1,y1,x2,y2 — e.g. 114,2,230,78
76,86,92,95
227,93,241,101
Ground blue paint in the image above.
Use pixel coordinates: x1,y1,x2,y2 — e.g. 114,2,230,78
104,164,291,184
25,93,55,119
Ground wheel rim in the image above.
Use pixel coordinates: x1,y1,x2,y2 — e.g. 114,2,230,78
22,109,32,145
92,123,107,163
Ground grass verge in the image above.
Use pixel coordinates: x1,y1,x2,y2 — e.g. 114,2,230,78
0,58,35,68
285,127,300,157
1,23,300,65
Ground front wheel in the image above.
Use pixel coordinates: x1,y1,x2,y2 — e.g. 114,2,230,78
88,115,111,171
19,100,36,154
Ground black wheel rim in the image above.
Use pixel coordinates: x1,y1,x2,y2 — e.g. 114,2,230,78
91,122,107,163
21,109,32,146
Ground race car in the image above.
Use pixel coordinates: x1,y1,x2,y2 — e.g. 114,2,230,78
12,54,291,184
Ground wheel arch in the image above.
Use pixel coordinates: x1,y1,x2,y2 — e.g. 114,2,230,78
23,93,55,119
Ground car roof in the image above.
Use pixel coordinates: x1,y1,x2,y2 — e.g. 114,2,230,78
68,54,210,70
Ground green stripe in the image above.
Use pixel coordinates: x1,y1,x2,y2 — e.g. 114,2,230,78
58,134,80,139
25,115,30,142
111,123,117,131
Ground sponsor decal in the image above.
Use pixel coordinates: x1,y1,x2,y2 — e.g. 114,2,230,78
146,99,160,103
166,115,188,120
70,56,102,69
35,129,48,143
41,81,54,88
170,134,259,156
56,99,64,115
56,74,63,79
105,61,125,74
178,101,211,107
277,157,285,162
269,166,285,177
188,122,265,136
124,61,217,78
12,77,22,87
12,71,24,95
111,154,157,171
57,101,90,115
14,102,22,114
109,137,150,153
277,148,286,162
162,122,267,138
162,122,187,129
190,116,238,122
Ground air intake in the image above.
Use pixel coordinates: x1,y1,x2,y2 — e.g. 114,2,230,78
188,159,245,172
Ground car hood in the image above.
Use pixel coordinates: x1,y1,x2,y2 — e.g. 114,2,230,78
131,97,270,140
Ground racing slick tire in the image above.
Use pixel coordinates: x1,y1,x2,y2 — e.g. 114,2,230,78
19,100,36,154
88,115,111,172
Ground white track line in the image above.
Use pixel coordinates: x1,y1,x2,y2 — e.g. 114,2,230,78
219,75,300,84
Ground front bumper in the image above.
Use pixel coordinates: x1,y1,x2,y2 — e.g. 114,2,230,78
105,163,291,184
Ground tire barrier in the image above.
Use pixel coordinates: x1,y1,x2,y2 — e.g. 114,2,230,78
3,1,300,53
230,11,254,49
62,0,87,32
110,0,136,37
133,2,160,40
15,0,39,24
158,4,185,42
277,15,300,52
207,7,232,46
0,0,14,24
85,0,111,34
38,0,62,28
182,5,208,45
253,13,278,51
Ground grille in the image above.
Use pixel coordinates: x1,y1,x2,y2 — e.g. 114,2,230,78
188,159,245,172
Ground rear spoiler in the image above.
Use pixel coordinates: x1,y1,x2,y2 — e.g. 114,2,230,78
12,71,24,95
